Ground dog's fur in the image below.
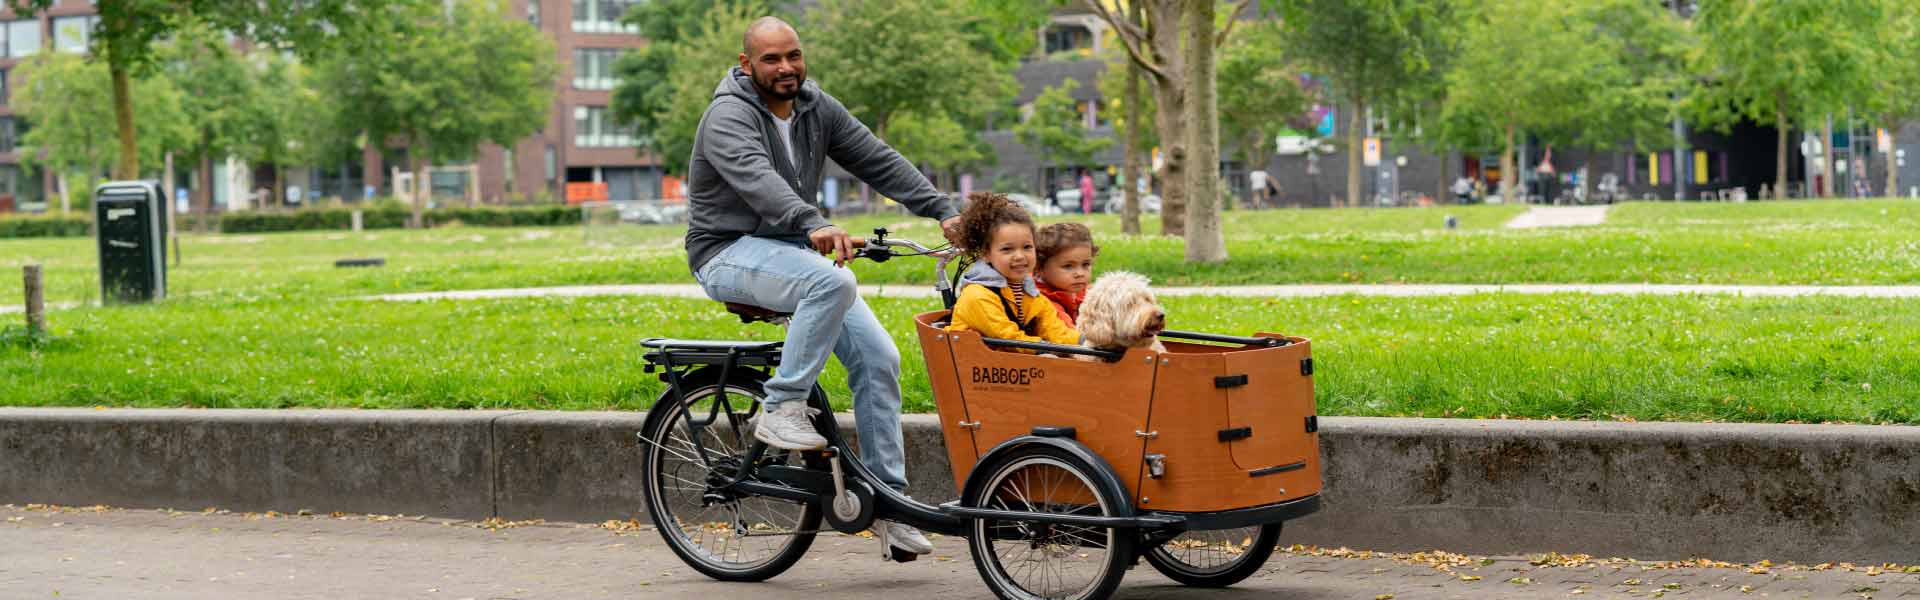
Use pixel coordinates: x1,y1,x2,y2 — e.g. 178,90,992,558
1076,271,1167,360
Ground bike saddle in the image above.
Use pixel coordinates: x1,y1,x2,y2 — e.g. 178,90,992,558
724,302,792,324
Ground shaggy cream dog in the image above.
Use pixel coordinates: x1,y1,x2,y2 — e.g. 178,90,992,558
1076,271,1168,360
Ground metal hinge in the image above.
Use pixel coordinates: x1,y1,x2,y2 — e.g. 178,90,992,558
957,420,981,430
1300,358,1314,376
1134,429,1159,439
1305,416,1319,433
1217,427,1252,442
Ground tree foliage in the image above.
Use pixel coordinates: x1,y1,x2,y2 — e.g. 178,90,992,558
312,0,555,217
1270,0,1456,206
807,0,1015,168
1689,0,1895,192
12,52,190,184
1217,22,1312,168
609,0,767,159
1014,79,1114,174
5,0,410,179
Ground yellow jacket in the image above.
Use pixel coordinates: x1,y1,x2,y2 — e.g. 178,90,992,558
947,277,1080,348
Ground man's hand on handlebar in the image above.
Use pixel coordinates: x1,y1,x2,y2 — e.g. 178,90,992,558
940,216,963,248
809,225,857,266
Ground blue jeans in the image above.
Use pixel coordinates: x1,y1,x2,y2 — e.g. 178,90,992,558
694,236,909,492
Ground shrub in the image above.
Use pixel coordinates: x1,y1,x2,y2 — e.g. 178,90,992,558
220,202,577,233
0,214,92,238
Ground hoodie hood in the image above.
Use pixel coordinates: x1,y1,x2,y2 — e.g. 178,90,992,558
713,67,819,116
960,261,1039,295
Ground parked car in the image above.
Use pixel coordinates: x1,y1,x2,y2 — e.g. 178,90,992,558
1102,192,1162,215
1004,193,1061,217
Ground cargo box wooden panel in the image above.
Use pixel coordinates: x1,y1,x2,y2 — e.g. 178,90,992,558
914,312,1320,514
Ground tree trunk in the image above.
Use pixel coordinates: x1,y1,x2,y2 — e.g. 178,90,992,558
1501,124,1517,203
1120,0,1144,236
1775,92,1788,199
1887,118,1901,198
1181,0,1225,263
1147,1,1186,237
196,152,214,232
270,163,285,210
1345,98,1365,207
109,64,138,180
410,144,428,228
1820,115,1834,198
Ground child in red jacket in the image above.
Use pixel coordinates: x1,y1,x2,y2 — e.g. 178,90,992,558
1034,222,1098,327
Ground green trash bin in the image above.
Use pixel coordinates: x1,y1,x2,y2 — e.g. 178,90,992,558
94,181,167,303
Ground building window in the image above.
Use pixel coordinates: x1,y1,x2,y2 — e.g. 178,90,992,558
544,145,557,181
0,117,16,153
571,0,640,34
572,48,621,90
53,16,96,54
573,105,635,148
1076,99,1107,128
5,20,40,58
1043,25,1092,55
0,70,9,105
527,0,540,26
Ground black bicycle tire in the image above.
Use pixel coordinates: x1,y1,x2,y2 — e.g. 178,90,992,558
639,367,823,582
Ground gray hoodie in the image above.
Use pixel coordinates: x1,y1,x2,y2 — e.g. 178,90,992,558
684,67,958,273
957,261,1039,296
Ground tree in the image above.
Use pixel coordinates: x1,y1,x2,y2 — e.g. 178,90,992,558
240,54,324,209
12,52,190,212
888,111,992,191
1089,0,1256,257
1690,0,1891,198
5,0,406,181
1272,0,1455,207
807,0,1014,156
313,0,556,225
1015,79,1114,196
618,3,763,177
609,0,767,164
1865,2,1920,196
1217,21,1312,207
160,20,259,226
1097,22,1157,234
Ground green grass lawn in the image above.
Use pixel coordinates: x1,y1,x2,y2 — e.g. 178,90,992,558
7,200,1920,308
5,293,1913,424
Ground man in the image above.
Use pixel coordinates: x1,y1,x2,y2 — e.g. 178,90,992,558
683,16,959,557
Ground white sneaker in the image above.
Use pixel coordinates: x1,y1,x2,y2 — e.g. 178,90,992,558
875,519,934,556
753,403,827,450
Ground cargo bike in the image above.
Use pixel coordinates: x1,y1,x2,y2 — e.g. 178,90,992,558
637,229,1322,600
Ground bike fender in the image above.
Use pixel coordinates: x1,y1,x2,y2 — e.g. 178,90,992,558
961,435,1137,517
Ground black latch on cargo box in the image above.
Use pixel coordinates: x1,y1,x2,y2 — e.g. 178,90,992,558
1305,416,1319,433
1032,426,1077,439
1300,358,1314,376
1214,374,1248,388
1217,427,1252,442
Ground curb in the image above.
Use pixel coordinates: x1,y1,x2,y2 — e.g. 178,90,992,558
2,408,1914,563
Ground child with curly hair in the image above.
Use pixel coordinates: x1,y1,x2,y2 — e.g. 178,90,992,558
1033,222,1098,326
945,192,1079,347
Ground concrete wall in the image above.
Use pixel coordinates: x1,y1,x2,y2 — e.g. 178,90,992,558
3,408,1914,563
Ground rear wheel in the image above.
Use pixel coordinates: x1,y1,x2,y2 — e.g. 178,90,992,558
1144,524,1281,588
968,445,1133,600
639,368,823,582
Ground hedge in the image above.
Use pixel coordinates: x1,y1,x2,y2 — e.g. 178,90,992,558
219,204,580,233
0,215,91,238
3,203,586,238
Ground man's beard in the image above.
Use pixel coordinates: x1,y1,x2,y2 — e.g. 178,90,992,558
749,64,804,101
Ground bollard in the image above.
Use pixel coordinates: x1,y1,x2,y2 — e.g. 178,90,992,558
351,210,364,233
23,264,45,336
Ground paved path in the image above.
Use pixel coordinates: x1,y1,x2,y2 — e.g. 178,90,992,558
1505,205,1612,228
5,505,1915,599
368,283,1920,302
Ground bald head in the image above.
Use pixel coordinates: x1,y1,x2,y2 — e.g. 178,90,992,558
739,16,807,105
743,16,797,57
